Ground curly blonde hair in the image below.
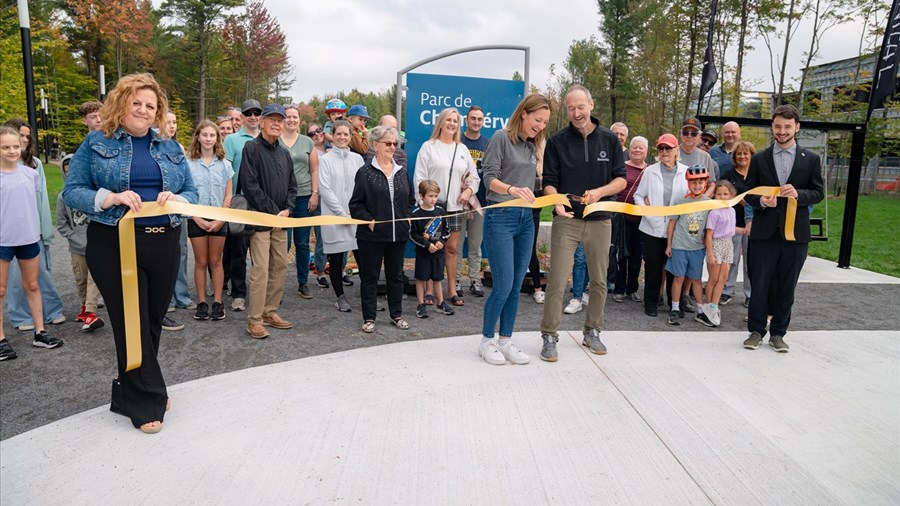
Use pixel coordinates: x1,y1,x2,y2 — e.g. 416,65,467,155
99,73,170,138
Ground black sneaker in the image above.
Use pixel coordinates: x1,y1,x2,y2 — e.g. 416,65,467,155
469,280,485,297
297,285,313,299
210,302,226,321
720,294,733,306
161,316,184,331
0,339,17,360
436,301,455,315
316,276,330,288
416,304,429,319
342,274,354,286
32,330,63,349
667,310,681,325
682,298,696,313
194,302,210,320
695,312,715,327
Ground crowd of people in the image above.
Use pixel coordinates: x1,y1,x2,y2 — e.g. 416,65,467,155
0,73,824,434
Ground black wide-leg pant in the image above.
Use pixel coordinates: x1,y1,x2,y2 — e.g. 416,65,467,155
87,222,180,428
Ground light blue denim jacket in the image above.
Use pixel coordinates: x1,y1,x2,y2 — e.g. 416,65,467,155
63,128,198,227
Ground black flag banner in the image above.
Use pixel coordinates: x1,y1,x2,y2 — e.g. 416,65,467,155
697,0,719,116
867,0,900,122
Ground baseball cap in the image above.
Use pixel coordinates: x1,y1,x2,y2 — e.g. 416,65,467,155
701,129,718,143
347,104,370,119
241,99,262,115
681,116,702,130
656,133,678,148
261,103,287,117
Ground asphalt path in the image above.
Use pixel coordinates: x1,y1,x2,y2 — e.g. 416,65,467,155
1,235,898,440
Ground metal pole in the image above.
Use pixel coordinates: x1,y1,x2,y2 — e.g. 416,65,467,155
99,64,106,100
18,0,38,141
523,47,530,94
396,72,404,134
837,128,866,268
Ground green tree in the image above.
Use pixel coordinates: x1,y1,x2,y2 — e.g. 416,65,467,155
596,0,648,121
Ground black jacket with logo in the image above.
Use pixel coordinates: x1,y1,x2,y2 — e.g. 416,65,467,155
542,117,626,220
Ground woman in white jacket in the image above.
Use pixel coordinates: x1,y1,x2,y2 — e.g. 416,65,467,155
318,121,362,312
414,107,479,307
632,133,689,317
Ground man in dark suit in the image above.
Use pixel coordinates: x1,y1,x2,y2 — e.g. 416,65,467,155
742,104,824,353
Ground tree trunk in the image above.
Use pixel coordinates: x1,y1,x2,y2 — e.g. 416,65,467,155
797,0,822,114
776,0,798,106
198,55,207,121
684,0,700,117
735,0,749,110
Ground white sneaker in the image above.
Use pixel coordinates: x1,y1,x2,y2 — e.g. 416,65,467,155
709,306,722,327
231,297,246,312
582,293,590,304
564,298,583,314
533,291,545,304
499,341,531,365
478,340,506,366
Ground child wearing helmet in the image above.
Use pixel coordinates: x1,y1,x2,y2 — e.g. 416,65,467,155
323,98,347,145
665,164,712,327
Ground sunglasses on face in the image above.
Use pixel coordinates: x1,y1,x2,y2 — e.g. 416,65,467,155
702,138,715,145
657,146,675,152
244,111,261,117
681,129,699,137
379,141,399,147
307,128,323,136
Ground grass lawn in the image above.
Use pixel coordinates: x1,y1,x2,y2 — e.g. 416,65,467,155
808,194,900,278
45,161,63,221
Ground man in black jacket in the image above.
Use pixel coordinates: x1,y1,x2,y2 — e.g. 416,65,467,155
742,104,824,353
539,85,627,362
239,103,298,339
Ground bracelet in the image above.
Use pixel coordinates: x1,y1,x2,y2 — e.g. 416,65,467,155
312,190,319,194
506,184,513,195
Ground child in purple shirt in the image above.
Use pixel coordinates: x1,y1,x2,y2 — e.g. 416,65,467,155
704,180,742,326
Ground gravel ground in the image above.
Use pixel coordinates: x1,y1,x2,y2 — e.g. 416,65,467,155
2,235,898,440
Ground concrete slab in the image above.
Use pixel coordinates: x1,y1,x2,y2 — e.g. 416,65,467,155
2,330,897,504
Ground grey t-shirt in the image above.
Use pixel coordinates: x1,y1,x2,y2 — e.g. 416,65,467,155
661,165,677,206
670,194,709,251
679,148,719,181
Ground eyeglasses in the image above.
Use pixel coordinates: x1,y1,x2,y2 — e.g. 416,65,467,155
681,129,699,137
701,138,715,146
307,128,323,136
244,111,261,117
378,141,399,147
657,146,675,151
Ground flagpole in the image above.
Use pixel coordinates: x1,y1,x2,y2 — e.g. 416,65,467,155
697,0,720,117
17,0,38,139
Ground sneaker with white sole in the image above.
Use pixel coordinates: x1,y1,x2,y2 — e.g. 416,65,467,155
161,316,184,331
499,341,531,364
478,340,506,365
335,294,352,312
32,330,63,349
582,293,590,304
708,306,722,326
469,280,485,297
231,297,246,312
563,298,583,314
533,291,545,304
540,334,558,362
82,312,105,331
49,315,66,325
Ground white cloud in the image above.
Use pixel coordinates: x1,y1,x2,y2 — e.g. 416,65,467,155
264,0,875,104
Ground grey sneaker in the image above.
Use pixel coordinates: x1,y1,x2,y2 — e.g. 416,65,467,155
540,334,558,362
769,335,790,353
628,292,642,303
582,329,607,355
297,285,313,299
335,294,352,312
682,298,695,313
720,294,733,306
231,297,246,312
743,331,763,350
612,293,625,303
161,316,184,331
469,280,485,297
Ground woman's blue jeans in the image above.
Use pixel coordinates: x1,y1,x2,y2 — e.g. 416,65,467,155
6,242,65,326
482,205,534,338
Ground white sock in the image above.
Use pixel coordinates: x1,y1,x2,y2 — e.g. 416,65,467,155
498,337,511,348
671,300,680,311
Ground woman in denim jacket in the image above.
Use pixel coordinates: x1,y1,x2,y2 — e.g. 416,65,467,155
63,73,198,434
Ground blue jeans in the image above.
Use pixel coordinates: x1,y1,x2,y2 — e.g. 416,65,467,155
482,205,534,338
6,242,65,326
169,225,193,308
289,195,326,287
571,244,590,299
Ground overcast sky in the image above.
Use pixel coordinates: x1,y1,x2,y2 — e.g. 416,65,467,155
264,0,881,104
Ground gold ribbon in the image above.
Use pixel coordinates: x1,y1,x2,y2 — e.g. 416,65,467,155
117,189,794,371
